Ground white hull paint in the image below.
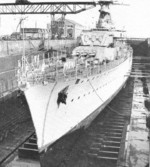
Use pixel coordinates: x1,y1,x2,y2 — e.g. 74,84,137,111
24,56,132,152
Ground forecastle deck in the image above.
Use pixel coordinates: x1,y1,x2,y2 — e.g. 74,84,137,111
18,55,130,88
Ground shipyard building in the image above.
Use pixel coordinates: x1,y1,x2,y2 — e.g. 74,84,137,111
10,28,48,40
47,18,84,39
10,19,84,40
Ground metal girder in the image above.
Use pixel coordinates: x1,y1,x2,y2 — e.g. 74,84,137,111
0,2,96,15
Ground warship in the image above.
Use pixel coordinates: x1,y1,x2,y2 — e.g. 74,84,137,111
17,0,133,152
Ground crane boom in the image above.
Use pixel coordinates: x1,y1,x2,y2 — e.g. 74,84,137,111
0,1,128,15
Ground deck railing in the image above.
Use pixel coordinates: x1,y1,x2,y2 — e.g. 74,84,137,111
18,56,127,86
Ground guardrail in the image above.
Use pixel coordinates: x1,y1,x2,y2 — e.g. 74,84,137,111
18,57,126,86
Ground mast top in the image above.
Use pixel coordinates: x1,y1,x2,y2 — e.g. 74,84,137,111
96,0,129,29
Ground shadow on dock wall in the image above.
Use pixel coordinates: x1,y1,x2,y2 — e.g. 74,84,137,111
128,40,149,57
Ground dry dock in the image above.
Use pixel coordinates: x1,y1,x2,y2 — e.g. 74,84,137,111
1,57,150,167
40,56,150,167
2,58,150,167
123,78,149,167
124,56,150,167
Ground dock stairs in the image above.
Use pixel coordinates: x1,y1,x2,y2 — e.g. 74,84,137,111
18,133,39,160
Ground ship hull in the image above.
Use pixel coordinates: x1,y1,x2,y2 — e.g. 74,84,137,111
71,74,127,131
24,55,132,152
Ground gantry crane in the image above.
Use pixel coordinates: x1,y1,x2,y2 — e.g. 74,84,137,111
0,1,96,15
0,1,128,39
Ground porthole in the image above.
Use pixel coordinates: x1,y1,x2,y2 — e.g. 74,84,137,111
71,99,74,102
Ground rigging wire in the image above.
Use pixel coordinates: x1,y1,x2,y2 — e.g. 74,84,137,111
88,78,131,117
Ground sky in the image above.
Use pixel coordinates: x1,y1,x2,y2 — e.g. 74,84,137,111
0,0,150,38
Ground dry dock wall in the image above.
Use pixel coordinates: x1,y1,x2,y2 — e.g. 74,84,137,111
0,39,77,98
128,39,149,57
0,39,77,72
0,39,77,57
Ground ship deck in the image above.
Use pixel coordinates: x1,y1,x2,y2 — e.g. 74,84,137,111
21,56,126,86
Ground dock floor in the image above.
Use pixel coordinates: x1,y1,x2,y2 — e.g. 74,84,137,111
124,56,150,167
125,77,149,167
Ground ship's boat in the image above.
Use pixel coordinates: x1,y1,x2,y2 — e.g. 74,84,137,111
17,0,133,152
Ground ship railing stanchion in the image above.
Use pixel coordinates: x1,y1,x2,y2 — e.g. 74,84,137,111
48,52,50,66
108,61,110,70
103,61,105,71
86,66,88,78
75,60,78,79
55,62,57,81
89,60,92,76
97,59,100,74
43,53,45,65
104,60,106,71
85,59,88,77
61,49,63,57
55,50,59,81
99,63,101,73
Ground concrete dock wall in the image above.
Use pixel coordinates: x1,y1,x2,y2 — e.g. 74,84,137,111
128,39,149,57
0,39,77,98
0,39,77,57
